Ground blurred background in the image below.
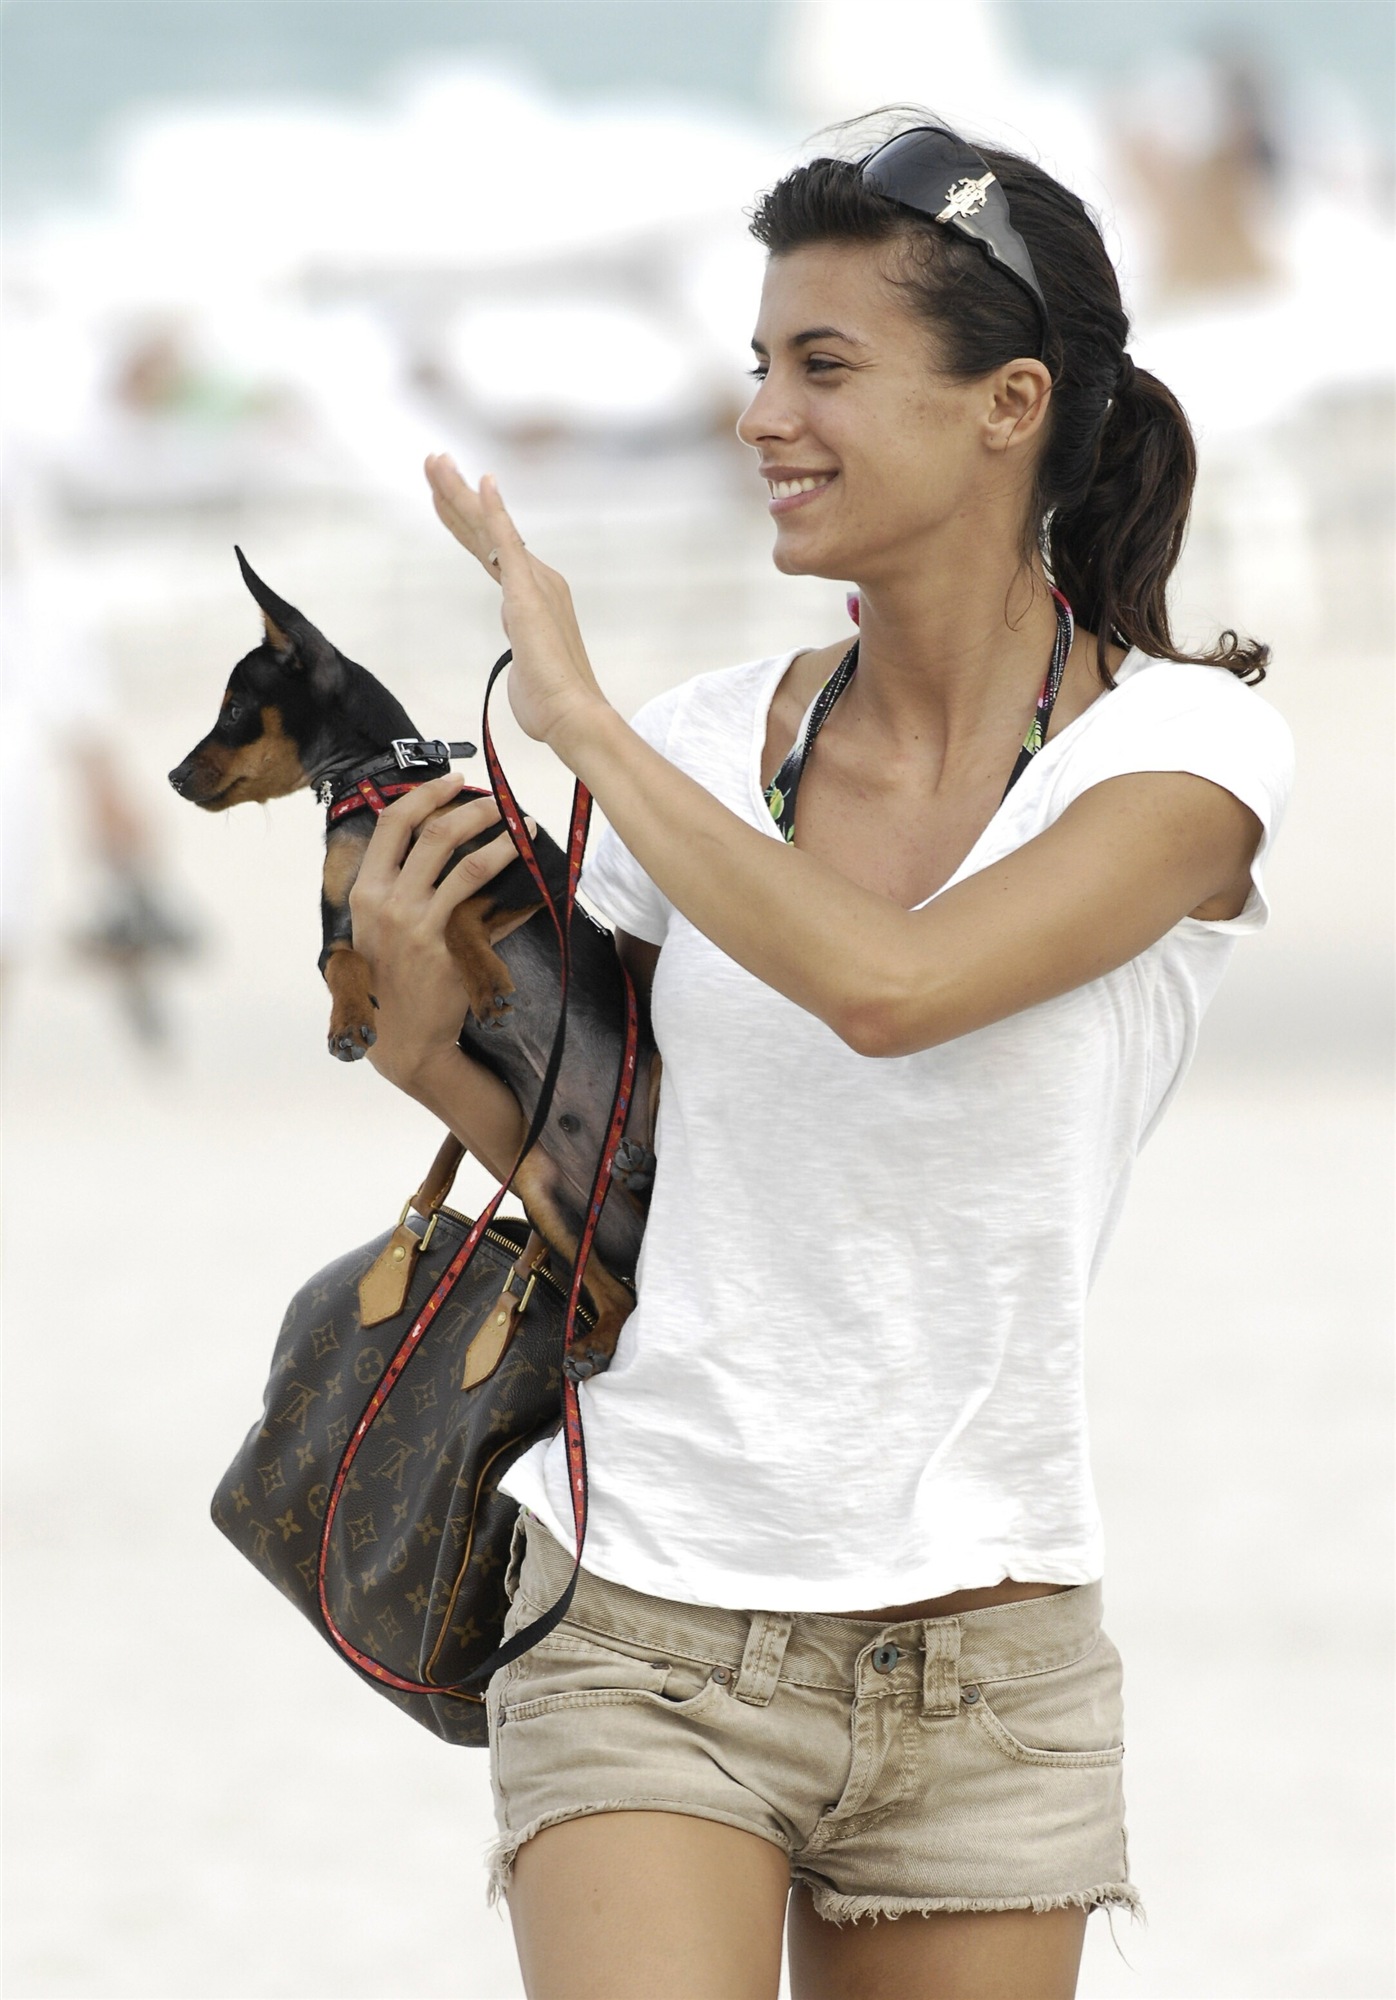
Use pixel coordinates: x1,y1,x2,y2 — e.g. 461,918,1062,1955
3,3,1392,1996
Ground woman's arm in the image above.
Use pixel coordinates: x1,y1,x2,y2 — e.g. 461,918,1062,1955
383,1044,530,1186
365,927,657,1184
553,705,1260,1057
424,461,1262,1060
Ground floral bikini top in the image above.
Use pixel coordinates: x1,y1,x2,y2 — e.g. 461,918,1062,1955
764,588,1076,843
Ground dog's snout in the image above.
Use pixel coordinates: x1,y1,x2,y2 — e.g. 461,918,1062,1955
168,763,192,796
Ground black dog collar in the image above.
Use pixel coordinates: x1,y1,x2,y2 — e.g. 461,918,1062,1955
318,736,478,818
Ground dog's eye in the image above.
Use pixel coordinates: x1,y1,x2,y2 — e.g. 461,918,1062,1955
226,702,243,724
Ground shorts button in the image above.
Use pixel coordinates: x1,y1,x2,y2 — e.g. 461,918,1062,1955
963,1685,980,1704
872,1644,900,1673
711,1666,732,1684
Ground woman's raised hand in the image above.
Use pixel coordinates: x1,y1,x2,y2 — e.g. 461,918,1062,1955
424,456,611,754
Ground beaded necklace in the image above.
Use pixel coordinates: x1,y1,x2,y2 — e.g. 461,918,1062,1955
764,588,1075,844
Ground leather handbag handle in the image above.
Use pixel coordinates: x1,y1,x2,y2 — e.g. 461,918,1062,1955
413,1132,467,1216
357,1133,469,1328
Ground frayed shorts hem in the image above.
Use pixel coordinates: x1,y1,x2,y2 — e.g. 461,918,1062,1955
800,1880,1147,1927
485,1800,792,1910
485,1805,1145,1934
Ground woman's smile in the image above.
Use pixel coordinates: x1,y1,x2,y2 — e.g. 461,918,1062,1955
763,467,839,514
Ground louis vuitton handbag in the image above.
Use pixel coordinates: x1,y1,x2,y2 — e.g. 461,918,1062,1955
210,650,636,1746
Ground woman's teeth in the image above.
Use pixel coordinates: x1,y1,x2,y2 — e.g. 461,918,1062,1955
770,476,831,498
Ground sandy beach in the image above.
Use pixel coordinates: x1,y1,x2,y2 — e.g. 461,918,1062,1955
4,424,1391,1996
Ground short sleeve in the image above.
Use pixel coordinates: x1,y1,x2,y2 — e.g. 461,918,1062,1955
577,681,689,945
1056,661,1296,935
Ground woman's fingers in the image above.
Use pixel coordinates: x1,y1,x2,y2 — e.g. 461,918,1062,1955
395,795,537,900
478,473,531,582
432,818,538,912
394,793,503,896
352,771,474,899
425,455,504,580
423,457,545,604
423,454,610,749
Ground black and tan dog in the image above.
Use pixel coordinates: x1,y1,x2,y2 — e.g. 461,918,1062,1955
169,550,660,1371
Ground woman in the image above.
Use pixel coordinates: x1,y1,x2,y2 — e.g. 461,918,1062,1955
349,121,1293,2000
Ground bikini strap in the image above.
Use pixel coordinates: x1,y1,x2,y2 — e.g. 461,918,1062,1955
762,591,1075,842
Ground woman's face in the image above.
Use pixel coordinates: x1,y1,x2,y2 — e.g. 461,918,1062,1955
737,239,1043,584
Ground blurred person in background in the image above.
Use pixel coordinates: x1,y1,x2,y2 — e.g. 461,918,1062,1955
72,314,328,512
347,112,1293,2000
1114,45,1283,305
1,469,196,1046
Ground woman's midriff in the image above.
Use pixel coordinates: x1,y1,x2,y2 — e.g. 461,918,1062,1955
827,1578,1071,1621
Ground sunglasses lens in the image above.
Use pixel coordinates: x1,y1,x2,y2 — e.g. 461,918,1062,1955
861,127,976,214
859,125,1049,357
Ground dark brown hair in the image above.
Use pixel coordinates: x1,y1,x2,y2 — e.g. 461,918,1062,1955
748,119,1269,685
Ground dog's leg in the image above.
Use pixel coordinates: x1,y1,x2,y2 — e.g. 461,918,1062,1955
614,1049,663,1191
323,944,379,1061
511,1148,636,1375
443,895,540,1029
321,825,376,1060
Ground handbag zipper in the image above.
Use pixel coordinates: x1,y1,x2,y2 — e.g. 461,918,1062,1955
436,1207,602,1329
482,1222,636,1316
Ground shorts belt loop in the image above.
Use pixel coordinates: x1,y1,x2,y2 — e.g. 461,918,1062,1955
734,1611,792,1708
921,1616,962,1716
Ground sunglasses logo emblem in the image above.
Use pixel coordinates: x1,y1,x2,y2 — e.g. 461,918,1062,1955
935,171,996,224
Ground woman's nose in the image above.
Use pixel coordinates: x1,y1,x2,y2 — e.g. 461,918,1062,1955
736,375,798,449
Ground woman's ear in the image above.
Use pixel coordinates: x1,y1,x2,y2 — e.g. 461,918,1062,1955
986,359,1053,452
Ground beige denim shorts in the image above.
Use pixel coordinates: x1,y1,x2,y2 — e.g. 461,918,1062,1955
485,1507,1143,1927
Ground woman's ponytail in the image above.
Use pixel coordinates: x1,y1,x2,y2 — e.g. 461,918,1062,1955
1046,361,1270,685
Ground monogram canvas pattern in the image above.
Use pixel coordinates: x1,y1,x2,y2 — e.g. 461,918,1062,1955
211,1211,580,1747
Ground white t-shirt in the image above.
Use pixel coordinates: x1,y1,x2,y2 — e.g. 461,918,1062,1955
500,645,1295,1612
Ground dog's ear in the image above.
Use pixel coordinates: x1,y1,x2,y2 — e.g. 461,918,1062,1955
234,547,343,689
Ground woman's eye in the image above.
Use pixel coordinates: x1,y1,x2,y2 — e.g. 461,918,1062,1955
746,358,841,381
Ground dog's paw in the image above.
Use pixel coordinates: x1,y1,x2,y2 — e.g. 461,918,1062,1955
561,1324,621,1380
471,989,513,1029
562,1351,607,1382
328,1021,377,1061
609,1138,656,1193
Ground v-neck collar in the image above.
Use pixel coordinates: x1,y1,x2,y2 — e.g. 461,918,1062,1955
745,644,1141,911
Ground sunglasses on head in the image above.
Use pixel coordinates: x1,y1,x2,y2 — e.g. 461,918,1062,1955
859,126,1050,362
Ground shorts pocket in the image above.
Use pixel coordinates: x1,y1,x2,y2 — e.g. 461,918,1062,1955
502,1508,529,1606
500,1611,729,1721
967,1633,1125,1768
